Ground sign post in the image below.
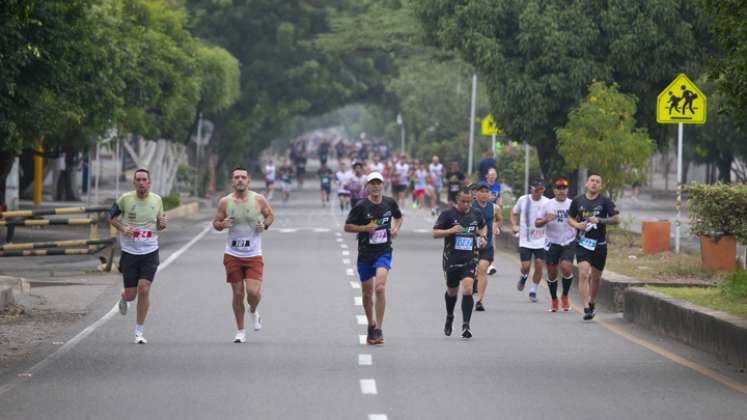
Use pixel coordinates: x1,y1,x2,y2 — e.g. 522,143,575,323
656,73,707,253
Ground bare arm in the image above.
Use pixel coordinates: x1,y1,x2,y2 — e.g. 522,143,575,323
345,222,378,233
391,216,403,239
510,211,520,233
432,224,462,239
567,216,587,231
212,198,231,231
259,195,274,228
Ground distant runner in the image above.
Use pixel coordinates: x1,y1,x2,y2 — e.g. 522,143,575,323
110,169,167,344
213,167,274,343
318,163,333,207
472,182,502,311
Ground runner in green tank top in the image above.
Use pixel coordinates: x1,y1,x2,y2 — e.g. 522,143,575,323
213,167,274,343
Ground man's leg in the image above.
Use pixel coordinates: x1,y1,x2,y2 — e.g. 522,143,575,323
577,261,591,306
136,279,151,326
444,283,459,336
590,268,603,305
528,255,543,302
559,259,574,311
546,262,559,311
460,277,474,338
373,267,388,329
476,259,489,305
230,281,246,331
246,278,262,330
361,279,376,327
518,249,531,291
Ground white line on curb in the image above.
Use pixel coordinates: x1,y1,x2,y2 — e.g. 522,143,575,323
360,379,378,395
346,268,354,276
354,296,362,306
369,415,388,420
342,258,351,265
358,354,372,366
336,238,343,242
359,335,367,345
342,250,350,256
340,243,348,249
356,315,367,325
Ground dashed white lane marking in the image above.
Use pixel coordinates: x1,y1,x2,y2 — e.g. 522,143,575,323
414,228,430,233
340,243,348,249
369,415,388,420
356,315,368,325
360,379,378,395
359,335,367,345
346,268,355,276
354,296,362,306
343,258,351,265
350,281,360,289
342,250,350,256
336,238,343,242
278,228,298,233
313,228,331,232
0,223,214,396
358,354,372,366
335,232,341,237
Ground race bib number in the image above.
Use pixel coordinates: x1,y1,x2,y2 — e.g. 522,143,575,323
132,229,154,241
530,228,545,239
455,236,474,251
579,237,597,251
231,238,251,249
369,229,388,245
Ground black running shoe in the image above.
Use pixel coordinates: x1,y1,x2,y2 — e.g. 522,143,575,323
366,326,377,344
444,315,454,336
583,307,595,321
475,301,485,311
373,328,384,345
461,323,472,339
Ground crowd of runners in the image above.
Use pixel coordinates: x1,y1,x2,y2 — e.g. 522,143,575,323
107,137,619,345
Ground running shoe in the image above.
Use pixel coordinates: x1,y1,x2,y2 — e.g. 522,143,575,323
529,291,538,303
366,326,377,345
134,333,147,344
251,309,262,331
461,323,472,339
118,298,128,316
550,298,559,312
561,295,571,311
517,276,527,291
444,315,454,336
373,329,384,345
475,301,485,312
233,330,246,343
583,307,595,321
487,264,497,275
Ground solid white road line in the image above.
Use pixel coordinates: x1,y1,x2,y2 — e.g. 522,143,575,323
0,222,213,396
350,281,361,289
354,296,362,306
359,335,367,345
313,228,330,232
360,379,378,395
369,415,388,420
278,228,298,233
358,354,372,366
356,315,367,325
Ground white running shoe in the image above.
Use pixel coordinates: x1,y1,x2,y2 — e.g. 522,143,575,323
118,298,128,316
233,330,246,343
487,264,497,275
134,333,147,344
251,310,262,331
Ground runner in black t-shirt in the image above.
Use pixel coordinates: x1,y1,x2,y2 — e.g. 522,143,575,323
445,161,466,204
344,172,403,345
567,174,620,320
318,164,333,207
433,187,487,339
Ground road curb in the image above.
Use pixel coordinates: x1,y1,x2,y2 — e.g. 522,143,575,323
624,287,747,370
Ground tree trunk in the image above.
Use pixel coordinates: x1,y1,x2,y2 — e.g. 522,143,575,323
717,152,733,183
0,152,16,208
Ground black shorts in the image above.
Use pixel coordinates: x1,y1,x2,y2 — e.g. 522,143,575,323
576,244,608,271
519,247,545,262
119,250,159,288
321,185,331,193
337,192,350,198
477,247,494,262
545,243,575,265
444,264,476,288
392,184,407,194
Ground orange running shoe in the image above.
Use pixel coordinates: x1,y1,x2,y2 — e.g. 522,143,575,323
550,298,559,312
561,295,571,311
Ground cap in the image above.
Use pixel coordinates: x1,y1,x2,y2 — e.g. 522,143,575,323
475,181,490,190
530,180,545,190
352,161,363,168
366,172,384,184
554,178,570,188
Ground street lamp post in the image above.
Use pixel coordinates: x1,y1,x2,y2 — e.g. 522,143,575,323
396,113,405,155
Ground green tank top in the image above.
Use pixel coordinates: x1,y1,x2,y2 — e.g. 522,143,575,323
226,191,259,227
225,192,263,257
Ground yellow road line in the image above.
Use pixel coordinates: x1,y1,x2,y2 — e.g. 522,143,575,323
495,249,747,396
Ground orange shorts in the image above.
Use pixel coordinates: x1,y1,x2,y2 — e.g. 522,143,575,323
223,254,264,283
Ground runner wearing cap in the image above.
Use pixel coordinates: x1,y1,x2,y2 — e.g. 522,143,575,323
511,181,550,303
472,182,502,311
536,178,576,312
433,187,487,339
344,172,404,345
484,168,502,275
567,174,620,320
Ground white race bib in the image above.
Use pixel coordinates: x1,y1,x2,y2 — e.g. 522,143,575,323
231,238,252,250
369,229,388,244
579,237,597,251
455,236,474,251
132,229,155,241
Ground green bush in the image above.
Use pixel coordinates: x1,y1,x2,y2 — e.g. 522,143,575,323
719,270,747,299
684,182,747,242
162,192,181,211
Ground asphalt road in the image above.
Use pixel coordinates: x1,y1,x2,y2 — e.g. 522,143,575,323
1,185,746,420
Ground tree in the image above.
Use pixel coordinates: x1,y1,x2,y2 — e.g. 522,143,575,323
556,81,655,198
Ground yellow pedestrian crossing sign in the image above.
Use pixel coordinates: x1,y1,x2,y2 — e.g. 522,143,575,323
482,115,501,135
657,74,706,124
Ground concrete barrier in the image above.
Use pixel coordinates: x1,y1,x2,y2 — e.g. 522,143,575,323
624,287,747,370
165,202,200,219
0,275,30,312
0,286,13,312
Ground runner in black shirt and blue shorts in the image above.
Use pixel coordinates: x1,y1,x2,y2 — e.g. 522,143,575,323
344,172,403,345
433,187,487,339
567,174,620,320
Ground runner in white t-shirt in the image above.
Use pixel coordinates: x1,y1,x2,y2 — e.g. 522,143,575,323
536,178,576,312
335,162,351,213
510,181,550,303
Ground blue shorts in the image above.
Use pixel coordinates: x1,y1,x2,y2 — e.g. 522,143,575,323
357,254,392,282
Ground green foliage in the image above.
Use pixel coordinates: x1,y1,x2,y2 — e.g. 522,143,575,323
497,143,542,196
162,191,181,211
719,270,747,300
556,81,655,198
685,182,747,243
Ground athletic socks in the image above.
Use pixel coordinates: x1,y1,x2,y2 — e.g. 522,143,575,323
520,273,528,282
547,278,558,300
135,324,144,335
445,292,457,316
562,275,573,296
530,283,538,294
461,294,474,324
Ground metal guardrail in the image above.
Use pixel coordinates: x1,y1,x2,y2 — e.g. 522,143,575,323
0,206,117,271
